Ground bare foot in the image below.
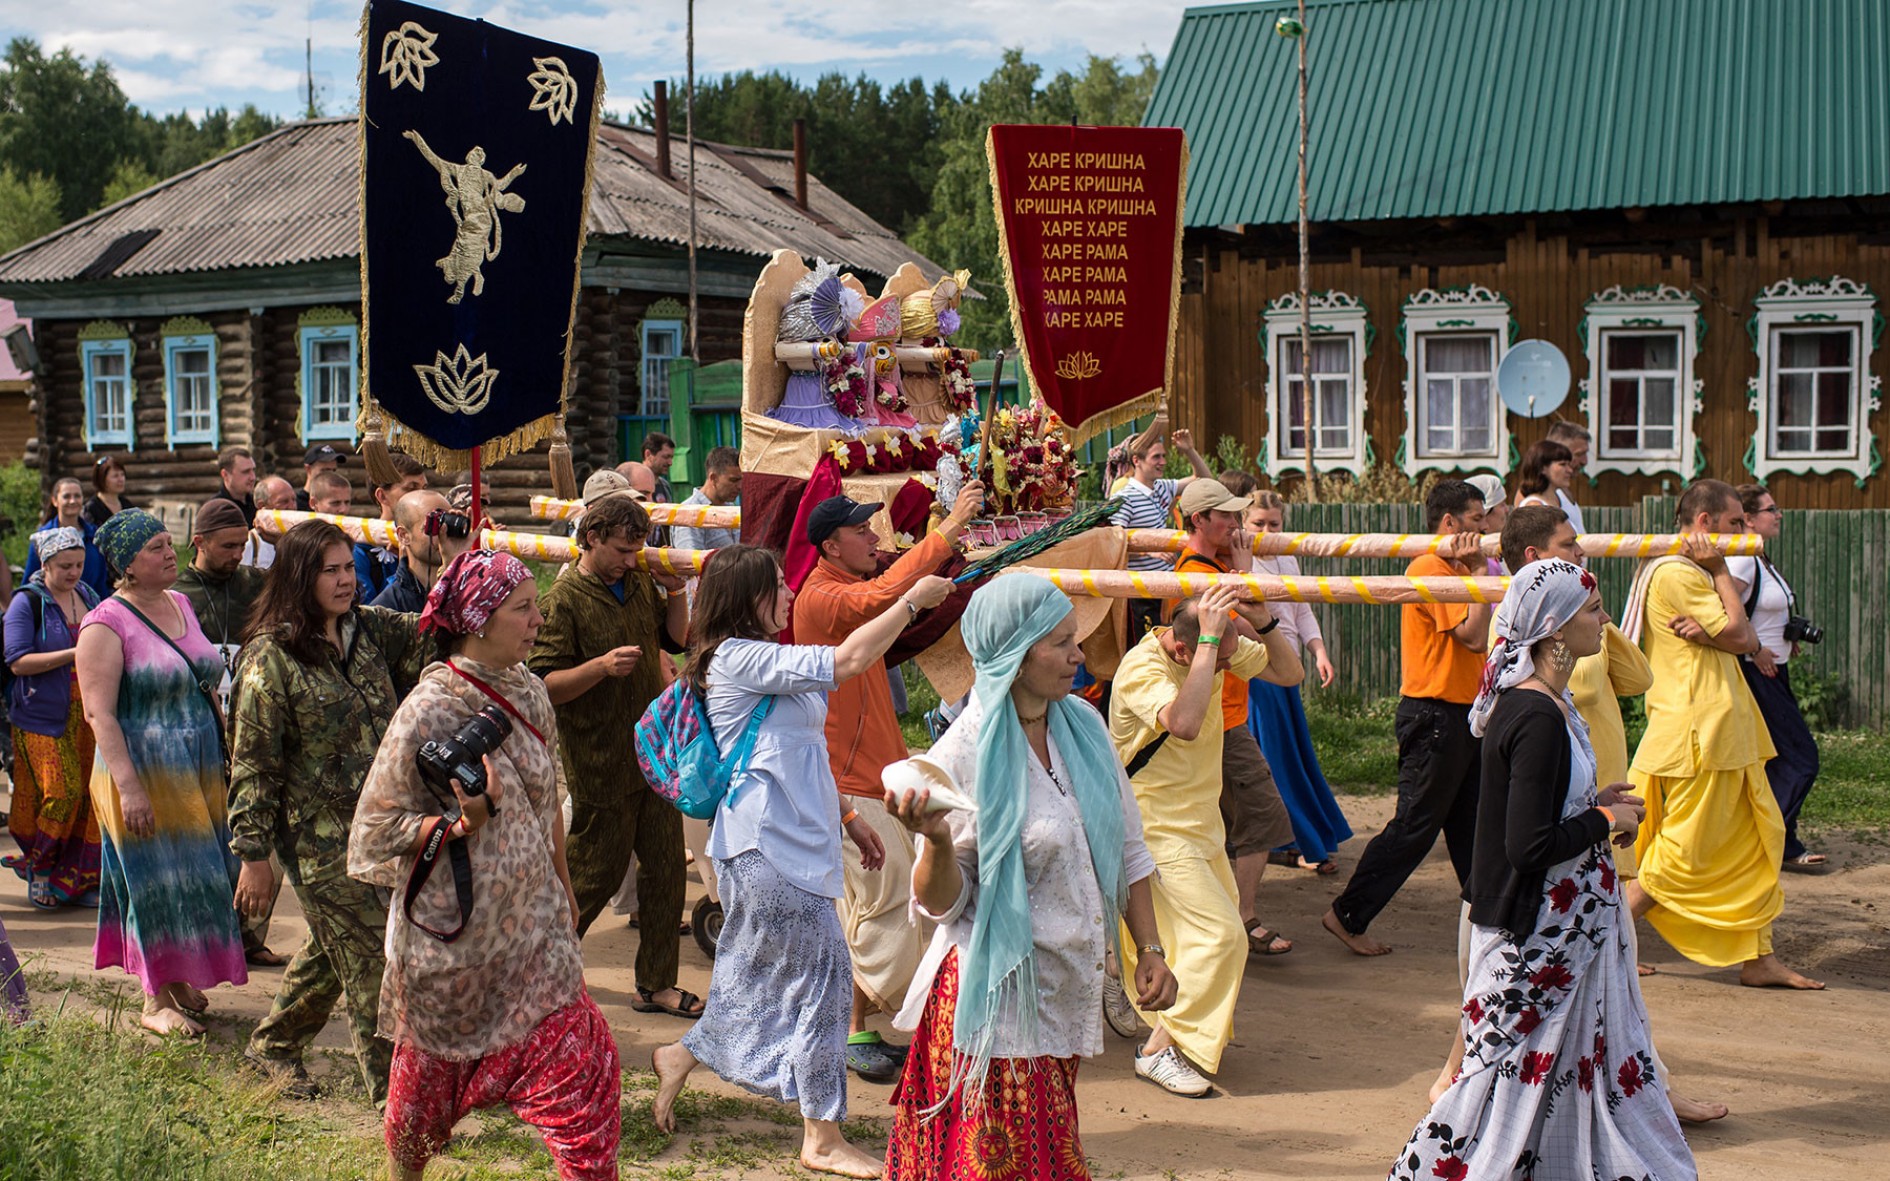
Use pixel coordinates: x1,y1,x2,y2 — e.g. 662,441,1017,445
141,1006,204,1038
1739,955,1825,990
800,1139,885,1179
1636,963,1658,977
1322,908,1391,956
650,1043,695,1134
1670,1092,1731,1123
168,983,209,1014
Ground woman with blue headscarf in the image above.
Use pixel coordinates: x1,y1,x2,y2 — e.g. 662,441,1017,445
883,575,1174,1180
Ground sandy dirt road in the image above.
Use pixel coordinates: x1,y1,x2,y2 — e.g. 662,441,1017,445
5,794,1886,1178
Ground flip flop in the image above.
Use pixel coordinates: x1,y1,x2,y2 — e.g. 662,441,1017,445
1781,852,1828,873
632,987,705,1019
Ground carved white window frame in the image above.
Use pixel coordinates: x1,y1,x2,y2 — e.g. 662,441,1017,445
1580,284,1703,480
1261,291,1371,478
1746,276,1883,488
1399,285,1513,477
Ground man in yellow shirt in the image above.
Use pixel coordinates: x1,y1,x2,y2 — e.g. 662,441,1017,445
1110,587,1299,1097
1628,479,1822,990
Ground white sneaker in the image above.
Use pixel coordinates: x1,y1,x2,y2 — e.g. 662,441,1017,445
1102,975,1141,1038
1134,1043,1212,1097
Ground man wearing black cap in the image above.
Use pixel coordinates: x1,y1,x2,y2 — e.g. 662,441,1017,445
794,480,983,1082
295,444,346,511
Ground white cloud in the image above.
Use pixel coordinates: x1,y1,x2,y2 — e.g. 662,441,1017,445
2,0,1187,114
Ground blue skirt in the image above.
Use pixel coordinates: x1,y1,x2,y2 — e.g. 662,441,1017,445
1247,680,1353,864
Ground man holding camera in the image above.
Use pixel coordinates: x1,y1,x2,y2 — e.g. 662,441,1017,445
529,493,697,1015
371,489,473,615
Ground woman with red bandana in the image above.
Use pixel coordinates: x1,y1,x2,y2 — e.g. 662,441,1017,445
1389,559,1694,1181
351,549,617,1181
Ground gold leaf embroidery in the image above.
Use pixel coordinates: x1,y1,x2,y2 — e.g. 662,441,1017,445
526,57,579,126
414,344,501,416
1056,351,1102,381
403,131,528,304
379,21,439,92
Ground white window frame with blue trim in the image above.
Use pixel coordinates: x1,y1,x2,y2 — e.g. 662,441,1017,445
79,322,135,449
1745,276,1883,488
1399,285,1514,477
639,315,685,417
161,317,220,447
298,308,360,443
1579,284,1703,481
1260,290,1372,478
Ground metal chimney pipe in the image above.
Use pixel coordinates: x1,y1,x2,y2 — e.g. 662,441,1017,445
792,118,808,210
652,80,672,179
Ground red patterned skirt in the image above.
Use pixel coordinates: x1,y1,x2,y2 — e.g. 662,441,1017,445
888,950,1089,1181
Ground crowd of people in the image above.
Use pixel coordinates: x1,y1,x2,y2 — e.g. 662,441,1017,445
0,421,1837,1180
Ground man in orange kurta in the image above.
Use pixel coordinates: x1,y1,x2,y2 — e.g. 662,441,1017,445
792,481,983,1082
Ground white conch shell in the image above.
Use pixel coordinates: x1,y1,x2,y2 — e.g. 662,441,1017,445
882,755,978,814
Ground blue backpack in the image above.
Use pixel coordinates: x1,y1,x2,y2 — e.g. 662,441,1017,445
635,678,774,820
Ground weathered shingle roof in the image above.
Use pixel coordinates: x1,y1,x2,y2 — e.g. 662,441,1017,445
1146,0,1890,228
0,116,940,286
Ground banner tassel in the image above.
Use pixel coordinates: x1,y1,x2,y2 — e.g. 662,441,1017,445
547,412,578,500
360,400,400,487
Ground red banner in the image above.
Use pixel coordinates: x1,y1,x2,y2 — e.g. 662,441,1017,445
986,124,1187,443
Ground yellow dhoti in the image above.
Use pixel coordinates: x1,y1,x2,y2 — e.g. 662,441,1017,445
840,798,927,1013
1121,850,1245,1073
1630,762,1784,967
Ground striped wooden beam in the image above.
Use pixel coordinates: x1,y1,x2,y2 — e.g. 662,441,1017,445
255,510,712,574
1003,567,1509,605
1123,529,1763,559
529,495,741,529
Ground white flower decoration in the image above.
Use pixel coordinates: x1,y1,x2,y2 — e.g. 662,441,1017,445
526,56,579,126
379,21,440,92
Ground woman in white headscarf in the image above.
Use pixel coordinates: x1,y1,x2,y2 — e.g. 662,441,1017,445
882,574,1175,1180
1390,559,1696,1181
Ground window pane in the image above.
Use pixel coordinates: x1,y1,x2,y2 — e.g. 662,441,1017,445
1777,372,1812,427
1460,379,1491,443
177,348,209,377
1606,379,1641,427
1424,336,1492,375
95,352,126,379
1816,370,1851,429
1643,428,1674,451
1779,329,1850,369
1318,377,1349,431
1776,427,1812,452
1312,337,1350,374
1642,378,1675,427
1816,427,1850,452
1424,379,1455,429
313,339,351,365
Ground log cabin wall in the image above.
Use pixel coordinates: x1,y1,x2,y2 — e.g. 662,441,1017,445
33,287,751,527
1172,207,1890,510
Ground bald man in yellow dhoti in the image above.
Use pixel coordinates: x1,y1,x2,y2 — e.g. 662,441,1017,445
1625,480,1822,990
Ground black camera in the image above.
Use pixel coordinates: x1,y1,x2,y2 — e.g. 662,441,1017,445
425,508,473,540
416,705,512,798
1782,615,1824,646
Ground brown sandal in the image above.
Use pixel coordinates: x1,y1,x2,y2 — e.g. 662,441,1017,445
1245,919,1293,956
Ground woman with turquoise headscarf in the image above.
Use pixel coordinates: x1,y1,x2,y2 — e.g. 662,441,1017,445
883,575,1175,1180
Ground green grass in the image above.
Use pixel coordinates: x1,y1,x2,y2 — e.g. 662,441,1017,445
899,662,942,751
0,1006,880,1180
1304,690,1399,793
1798,727,1890,835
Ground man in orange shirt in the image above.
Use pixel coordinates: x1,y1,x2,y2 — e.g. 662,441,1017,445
1164,479,1303,955
793,480,984,1082
1324,480,1491,956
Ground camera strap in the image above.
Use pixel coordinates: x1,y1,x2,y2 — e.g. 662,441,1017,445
404,816,476,943
446,661,546,746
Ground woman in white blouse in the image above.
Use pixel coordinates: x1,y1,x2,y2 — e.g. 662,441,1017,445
883,575,1175,1180
1242,488,1353,874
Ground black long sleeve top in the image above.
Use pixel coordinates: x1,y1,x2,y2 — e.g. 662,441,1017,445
1466,689,1613,942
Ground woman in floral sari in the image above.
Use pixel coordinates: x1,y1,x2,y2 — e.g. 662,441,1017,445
1390,559,1694,1181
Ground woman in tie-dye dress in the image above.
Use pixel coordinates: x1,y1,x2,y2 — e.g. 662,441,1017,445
76,510,246,1036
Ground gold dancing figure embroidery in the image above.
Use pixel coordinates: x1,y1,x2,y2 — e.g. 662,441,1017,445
379,21,439,92
414,344,500,415
403,130,527,304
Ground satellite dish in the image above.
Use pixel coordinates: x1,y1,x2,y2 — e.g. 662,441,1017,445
1496,339,1570,418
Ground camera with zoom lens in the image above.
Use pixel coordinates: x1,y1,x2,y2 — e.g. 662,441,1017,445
425,508,473,541
1782,615,1823,646
416,705,512,798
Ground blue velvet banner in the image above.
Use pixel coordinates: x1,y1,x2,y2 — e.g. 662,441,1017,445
360,0,601,466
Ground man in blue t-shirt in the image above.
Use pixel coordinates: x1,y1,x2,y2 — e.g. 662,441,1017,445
355,453,427,602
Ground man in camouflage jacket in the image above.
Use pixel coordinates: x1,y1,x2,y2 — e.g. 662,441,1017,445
228,603,429,1103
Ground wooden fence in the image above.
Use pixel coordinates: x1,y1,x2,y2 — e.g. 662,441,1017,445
1284,498,1889,729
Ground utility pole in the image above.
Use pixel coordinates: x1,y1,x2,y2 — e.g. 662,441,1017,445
1294,0,1315,494
306,37,316,119
686,0,699,363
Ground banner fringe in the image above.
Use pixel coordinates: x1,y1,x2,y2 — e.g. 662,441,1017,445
379,408,561,473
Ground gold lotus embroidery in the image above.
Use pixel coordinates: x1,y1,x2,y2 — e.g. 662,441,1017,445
1056,351,1102,381
379,21,439,92
526,57,579,126
404,131,527,304
414,344,500,415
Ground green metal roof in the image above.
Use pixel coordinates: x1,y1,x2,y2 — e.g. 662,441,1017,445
1146,0,1890,227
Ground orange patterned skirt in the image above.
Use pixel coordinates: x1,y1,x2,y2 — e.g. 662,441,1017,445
6,686,101,906
887,949,1089,1181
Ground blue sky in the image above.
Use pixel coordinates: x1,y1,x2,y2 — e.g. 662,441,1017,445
0,0,1188,121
